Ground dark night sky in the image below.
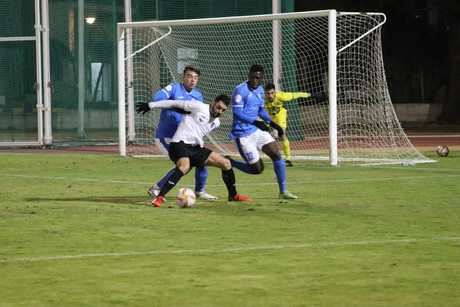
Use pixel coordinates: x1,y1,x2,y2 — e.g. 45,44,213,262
295,0,460,121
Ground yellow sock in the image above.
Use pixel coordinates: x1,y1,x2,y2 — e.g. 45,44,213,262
282,138,291,160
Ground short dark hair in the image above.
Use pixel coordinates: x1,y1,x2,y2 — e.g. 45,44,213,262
264,82,275,91
183,65,201,76
214,94,230,106
249,64,264,74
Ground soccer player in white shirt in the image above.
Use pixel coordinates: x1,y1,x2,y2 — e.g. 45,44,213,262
136,94,251,207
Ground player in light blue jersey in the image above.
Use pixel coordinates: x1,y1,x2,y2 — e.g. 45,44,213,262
147,65,217,201
229,64,298,201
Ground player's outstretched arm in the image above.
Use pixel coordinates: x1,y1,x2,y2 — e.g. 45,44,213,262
136,100,199,115
279,91,311,102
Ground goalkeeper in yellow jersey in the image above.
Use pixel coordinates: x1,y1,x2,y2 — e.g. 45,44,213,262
264,82,325,167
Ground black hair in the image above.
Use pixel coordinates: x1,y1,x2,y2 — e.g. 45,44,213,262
214,94,230,106
249,64,264,74
183,65,201,76
264,82,276,91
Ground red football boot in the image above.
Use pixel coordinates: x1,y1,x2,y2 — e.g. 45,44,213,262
151,195,165,207
228,194,252,202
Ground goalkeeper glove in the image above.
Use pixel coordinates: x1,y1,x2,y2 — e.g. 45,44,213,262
311,91,327,103
136,102,151,114
298,92,327,106
269,121,284,138
253,120,270,131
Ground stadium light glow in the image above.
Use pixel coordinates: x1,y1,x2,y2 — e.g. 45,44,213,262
85,17,96,24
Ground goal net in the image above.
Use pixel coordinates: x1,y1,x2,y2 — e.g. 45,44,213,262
118,10,432,165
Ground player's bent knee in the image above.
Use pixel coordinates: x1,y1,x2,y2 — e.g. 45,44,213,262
177,165,190,174
222,159,232,171
206,152,231,170
262,142,280,158
176,158,191,174
249,161,264,174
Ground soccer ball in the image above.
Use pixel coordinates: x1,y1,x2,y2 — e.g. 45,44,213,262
176,187,196,208
436,145,450,157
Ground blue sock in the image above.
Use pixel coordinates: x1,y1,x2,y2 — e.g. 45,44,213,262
195,166,208,192
273,159,287,194
156,167,175,189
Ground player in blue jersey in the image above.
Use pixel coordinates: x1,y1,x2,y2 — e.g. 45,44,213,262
229,64,298,201
147,65,217,201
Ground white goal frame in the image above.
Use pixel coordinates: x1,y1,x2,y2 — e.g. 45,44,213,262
117,10,433,165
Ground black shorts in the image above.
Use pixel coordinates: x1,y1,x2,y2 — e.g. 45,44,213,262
169,141,212,168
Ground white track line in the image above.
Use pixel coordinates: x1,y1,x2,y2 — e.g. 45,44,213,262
408,134,460,138
3,172,460,187
1,236,459,263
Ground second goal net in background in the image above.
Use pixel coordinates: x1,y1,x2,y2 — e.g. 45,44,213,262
118,10,433,165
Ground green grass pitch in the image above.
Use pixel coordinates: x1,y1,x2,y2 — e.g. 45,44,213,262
0,151,459,306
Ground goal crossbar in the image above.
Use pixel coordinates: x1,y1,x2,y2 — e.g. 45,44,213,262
118,10,332,29
118,11,386,30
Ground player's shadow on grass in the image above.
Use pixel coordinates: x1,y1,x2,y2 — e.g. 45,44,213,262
25,196,149,206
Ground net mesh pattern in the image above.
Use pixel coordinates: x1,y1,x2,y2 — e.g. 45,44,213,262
121,13,430,164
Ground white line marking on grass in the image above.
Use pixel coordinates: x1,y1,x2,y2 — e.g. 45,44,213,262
1,236,459,263
4,173,460,188
4,174,148,185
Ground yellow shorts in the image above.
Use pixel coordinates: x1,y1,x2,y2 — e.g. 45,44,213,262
271,108,287,129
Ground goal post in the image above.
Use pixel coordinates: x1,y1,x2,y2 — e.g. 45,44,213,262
117,10,433,165
328,9,338,166
117,26,126,157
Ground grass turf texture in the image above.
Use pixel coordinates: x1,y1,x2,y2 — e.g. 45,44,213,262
0,151,459,306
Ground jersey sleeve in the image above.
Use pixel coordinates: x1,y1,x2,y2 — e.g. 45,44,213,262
148,99,205,113
278,91,311,102
152,83,174,101
258,106,272,122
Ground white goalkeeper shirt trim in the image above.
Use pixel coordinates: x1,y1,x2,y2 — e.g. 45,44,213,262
148,100,220,147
